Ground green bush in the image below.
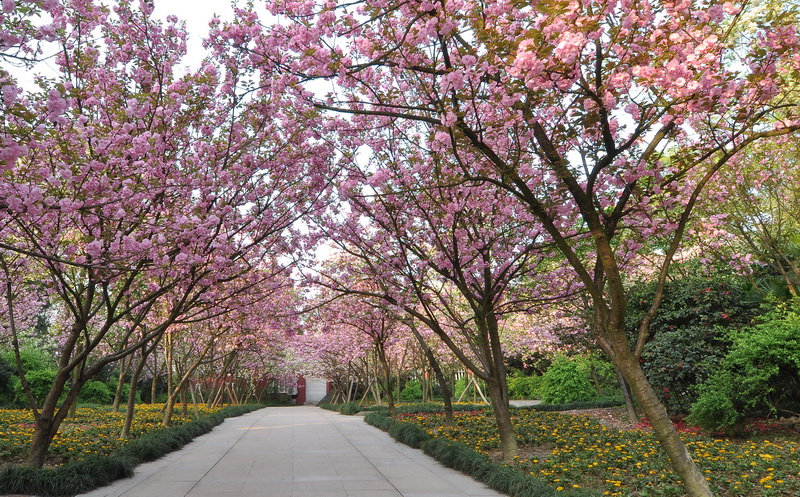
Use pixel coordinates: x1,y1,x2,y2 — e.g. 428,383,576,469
629,274,760,415
585,355,620,397
78,380,112,405
689,301,800,430
0,355,16,404
454,377,468,398
686,371,741,431
641,326,729,415
539,355,595,404
1,347,56,372
394,402,486,414
364,411,392,430
1,348,58,407
626,274,759,334
521,396,624,411
116,382,143,404
13,369,57,407
400,379,423,401
387,421,431,448
507,375,541,399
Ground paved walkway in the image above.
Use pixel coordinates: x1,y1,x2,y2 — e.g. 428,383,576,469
78,406,505,497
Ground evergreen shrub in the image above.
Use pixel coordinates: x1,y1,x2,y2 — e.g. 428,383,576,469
540,355,595,404
400,379,423,401
506,375,542,399
689,301,800,430
78,380,112,405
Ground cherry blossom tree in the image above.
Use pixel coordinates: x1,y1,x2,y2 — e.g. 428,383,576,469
318,289,404,412
222,1,800,493
297,291,375,403
693,138,800,297
161,273,303,425
1,0,333,467
310,161,571,459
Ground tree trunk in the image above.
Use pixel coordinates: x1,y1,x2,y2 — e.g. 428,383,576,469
420,344,455,426
181,385,188,416
165,333,173,408
207,353,234,409
150,346,158,403
407,321,454,423
376,346,395,416
122,348,149,438
68,346,84,418
486,378,518,462
432,365,454,426
163,338,216,426
27,371,85,468
614,346,713,496
112,356,128,413
163,392,177,426
615,365,639,422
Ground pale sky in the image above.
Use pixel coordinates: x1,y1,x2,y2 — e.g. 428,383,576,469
153,0,270,69
12,1,267,86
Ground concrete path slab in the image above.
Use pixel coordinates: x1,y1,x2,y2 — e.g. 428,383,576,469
78,406,505,497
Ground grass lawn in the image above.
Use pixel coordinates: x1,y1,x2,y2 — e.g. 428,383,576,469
0,404,222,467
393,407,800,496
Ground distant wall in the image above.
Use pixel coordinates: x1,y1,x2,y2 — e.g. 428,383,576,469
304,377,328,404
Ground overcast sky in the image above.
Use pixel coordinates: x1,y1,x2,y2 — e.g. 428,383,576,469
13,1,267,86
153,1,273,69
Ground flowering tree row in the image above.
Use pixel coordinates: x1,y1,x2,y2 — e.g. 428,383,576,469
210,1,800,495
0,0,330,467
3,1,800,495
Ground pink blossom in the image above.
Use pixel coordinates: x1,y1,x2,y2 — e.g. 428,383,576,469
45,89,67,120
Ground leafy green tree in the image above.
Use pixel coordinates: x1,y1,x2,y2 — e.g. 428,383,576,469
506,374,542,400
0,354,16,404
400,380,423,401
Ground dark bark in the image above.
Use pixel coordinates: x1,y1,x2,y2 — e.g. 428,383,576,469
112,356,128,413
375,346,395,416
486,378,517,462
122,347,150,438
615,365,639,422
408,322,454,424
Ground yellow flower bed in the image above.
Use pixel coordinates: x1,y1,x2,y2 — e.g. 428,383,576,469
393,409,800,496
0,404,222,465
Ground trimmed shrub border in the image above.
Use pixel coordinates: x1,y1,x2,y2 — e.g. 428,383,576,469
319,401,496,416
0,404,264,497
321,396,623,416
363,409,598,497
519,396,624,412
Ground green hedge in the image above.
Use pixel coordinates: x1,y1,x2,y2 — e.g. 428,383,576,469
319,401,364,414
320,401,490,416
518,396,624,412
0,404,263,497
363,410,598,497
395,402,487,414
